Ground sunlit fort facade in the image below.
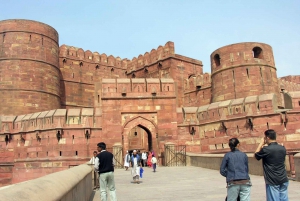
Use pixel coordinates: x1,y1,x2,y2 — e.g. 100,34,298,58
1,19,300,186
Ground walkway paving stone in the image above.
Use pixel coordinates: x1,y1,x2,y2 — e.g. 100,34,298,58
91,166,300,201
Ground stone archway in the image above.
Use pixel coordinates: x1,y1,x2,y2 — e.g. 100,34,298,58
122,116,158,155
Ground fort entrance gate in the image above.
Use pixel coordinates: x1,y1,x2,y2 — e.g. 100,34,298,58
122,115,158,158
164,144,186,167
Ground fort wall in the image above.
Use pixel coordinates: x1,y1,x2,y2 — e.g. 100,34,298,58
0,19,60,115
210,42,281,105
0,108,102,185
1,18,300,187
178,92,300,153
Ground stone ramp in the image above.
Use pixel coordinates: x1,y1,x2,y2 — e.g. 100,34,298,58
91,166,300,201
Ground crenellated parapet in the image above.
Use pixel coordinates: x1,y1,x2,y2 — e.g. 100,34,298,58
180,93,283,126
126,42,175,74
279,75,300,84
59,45,126,69
0,108,101,137
278,78,300,92
100,78,175,99
184,72,211,92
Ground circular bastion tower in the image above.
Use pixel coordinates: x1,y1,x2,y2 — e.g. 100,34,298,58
0,19,60,115
210,42,281,104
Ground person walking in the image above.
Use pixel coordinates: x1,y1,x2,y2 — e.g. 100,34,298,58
255,129,289,201
94,142,117,201
151,154,157,172
130,150,142,184
220,138,251,201
124,150,130,171
89,151,100,189
147,151,152,168
141,151,147,167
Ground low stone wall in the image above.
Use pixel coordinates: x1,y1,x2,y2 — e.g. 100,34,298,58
186,152,264,176
0,164,92,201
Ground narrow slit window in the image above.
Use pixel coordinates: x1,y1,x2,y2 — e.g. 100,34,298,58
47,151,48,156
3,33,5,42
29,35,31,42
75,151,78,156
246,68,249,79
260,67,263,79
72,135,74,144
60,151,62,156
36,152,38,157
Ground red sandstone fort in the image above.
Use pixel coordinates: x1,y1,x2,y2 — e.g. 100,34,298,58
0,19,300,186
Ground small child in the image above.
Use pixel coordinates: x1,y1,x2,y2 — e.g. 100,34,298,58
151,154,157,172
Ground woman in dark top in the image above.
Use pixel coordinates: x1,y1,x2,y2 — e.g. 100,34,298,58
220,138,251,201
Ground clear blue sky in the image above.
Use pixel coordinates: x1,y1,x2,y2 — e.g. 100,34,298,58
1,0,299,77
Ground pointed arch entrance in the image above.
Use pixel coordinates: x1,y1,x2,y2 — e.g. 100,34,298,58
122,116,158,154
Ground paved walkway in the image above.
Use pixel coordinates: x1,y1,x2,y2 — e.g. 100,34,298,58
91,166,300,201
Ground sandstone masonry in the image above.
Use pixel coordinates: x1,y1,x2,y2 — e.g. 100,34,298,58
1,19,300,186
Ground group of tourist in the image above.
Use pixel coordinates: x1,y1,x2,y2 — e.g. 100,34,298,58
90,129,289,201
89,145,158,201
221,129,289,201
124,150,157,168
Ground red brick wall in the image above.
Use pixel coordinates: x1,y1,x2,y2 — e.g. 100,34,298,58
59,45,128,108
0,19,60,115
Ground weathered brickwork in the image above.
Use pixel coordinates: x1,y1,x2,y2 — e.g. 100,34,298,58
0,20,60,116
1,19,300,186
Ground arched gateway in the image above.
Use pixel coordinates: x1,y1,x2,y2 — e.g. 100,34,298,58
122,116,158,156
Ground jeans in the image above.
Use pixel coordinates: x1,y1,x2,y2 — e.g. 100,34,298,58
99,171,117,201
266,182,289,201
153,163,156,172
227,183,251,201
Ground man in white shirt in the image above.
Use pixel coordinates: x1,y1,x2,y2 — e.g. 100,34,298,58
141,151,147,167
89,151,99,189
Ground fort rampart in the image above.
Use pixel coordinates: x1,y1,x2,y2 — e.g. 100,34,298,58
1,19,300,186
0,19,60,116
